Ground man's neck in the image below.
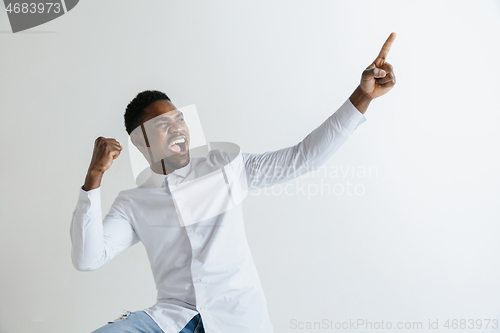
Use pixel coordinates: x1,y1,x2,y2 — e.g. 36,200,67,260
150,160,174,175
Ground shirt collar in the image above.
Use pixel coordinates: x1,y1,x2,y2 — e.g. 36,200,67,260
149,158,192,188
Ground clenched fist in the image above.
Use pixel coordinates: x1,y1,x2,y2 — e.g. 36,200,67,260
89,137,123,173
82,137,123,191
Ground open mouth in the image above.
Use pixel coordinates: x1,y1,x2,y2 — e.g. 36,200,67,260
168,136,188,155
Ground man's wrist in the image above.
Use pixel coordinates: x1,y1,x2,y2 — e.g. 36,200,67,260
83,168,104,191
349,86,373,114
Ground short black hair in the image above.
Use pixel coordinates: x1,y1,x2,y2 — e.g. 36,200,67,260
124,90,171,135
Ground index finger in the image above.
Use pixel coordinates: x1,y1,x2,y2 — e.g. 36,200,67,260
374,32,396,67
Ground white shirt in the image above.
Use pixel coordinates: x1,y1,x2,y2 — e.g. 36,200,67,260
70,98,366,333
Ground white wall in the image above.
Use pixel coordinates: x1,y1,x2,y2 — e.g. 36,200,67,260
1,1,500,332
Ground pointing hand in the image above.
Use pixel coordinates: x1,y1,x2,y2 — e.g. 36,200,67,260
360,32,397,99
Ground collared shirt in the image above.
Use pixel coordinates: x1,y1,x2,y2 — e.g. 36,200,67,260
70,98,366,333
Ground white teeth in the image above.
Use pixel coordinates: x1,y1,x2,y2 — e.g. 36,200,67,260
169,137,185,146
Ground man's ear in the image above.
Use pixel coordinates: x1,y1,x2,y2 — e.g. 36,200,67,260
130,130,146,148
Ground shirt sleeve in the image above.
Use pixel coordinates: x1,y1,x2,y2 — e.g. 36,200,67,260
70,187,140,271
242,98,367,191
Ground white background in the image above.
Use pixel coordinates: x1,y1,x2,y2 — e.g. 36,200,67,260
1,1,500,332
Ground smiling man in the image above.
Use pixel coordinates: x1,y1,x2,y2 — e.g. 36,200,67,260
71,33,397,333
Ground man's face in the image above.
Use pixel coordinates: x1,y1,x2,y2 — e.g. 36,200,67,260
132,100,190,173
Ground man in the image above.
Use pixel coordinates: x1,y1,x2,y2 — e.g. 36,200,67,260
71,33,397,333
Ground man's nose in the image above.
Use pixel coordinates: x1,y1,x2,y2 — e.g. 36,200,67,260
168,122,183,134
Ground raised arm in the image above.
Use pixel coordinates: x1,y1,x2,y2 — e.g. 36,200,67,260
70,137,139,271
242,98,365,191
243,33,397,191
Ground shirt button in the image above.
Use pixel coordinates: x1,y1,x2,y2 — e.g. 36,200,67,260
196,279,201,283
189,229,194,233
199,306,204,310
195,255,199,259
179,201,184,207
170,185,176,190
85,200,90,204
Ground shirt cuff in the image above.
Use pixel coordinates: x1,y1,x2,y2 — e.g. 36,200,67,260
334,98,367,133
77,186,102,216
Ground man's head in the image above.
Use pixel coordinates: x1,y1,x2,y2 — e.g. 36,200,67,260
125,90,190,174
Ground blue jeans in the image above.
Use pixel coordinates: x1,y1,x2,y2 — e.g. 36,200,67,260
91,311,204,333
